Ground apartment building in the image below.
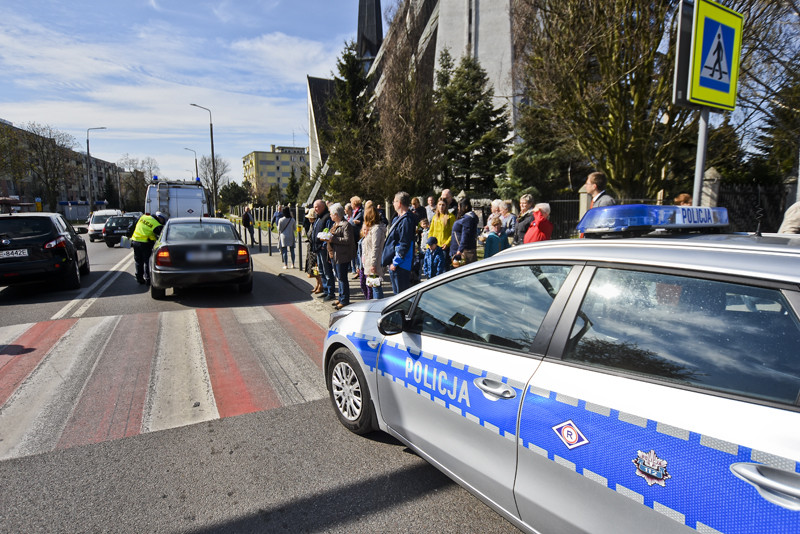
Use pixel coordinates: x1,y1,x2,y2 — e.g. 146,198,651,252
242,145,309,197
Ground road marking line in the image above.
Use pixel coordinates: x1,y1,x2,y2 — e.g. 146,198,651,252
143,310,219,433
50,254,134,320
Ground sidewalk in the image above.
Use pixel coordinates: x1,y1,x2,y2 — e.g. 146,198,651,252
246,226,390,330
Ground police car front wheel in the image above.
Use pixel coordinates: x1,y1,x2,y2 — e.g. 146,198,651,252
327,348,376,435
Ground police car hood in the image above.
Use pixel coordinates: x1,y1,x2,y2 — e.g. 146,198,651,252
343,298,388,314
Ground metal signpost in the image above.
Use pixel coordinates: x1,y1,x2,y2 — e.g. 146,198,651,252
673,0,744,206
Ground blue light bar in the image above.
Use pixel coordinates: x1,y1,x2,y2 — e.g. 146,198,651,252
577,204,729,235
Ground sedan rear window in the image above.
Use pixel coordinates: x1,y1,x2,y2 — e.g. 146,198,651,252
0,218,53,237
565,268,800,405
106,217,135,228
166,223,236,241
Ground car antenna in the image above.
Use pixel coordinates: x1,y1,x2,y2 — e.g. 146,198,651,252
754,186,764,237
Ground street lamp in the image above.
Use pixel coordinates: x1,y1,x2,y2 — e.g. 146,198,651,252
189,103,217,214
184,147,199,181
86,127,107,209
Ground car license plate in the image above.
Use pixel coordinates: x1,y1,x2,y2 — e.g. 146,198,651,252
186,250,222,262
114,230,128,234
0,249,29,258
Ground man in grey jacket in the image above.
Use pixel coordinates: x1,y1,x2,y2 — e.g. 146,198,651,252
585,171,616,209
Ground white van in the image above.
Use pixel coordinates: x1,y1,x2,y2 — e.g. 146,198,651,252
87,209,123,242
144,177,209,220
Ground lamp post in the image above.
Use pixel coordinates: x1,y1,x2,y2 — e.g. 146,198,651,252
116,166,122,210
189,103,216,214
184,147,199,181
86,127,107,209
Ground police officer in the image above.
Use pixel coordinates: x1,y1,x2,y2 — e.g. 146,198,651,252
131,212,166,284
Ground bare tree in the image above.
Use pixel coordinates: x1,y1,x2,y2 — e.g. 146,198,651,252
373,0,442,202
0,123,30,198
140,157,160,181
117,154,148,211
199,155,230,214
512,0,799,198
22,122,76,211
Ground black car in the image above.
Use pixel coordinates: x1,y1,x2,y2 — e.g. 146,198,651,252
0,212,90,289
149,217,253,299
102,215,139,247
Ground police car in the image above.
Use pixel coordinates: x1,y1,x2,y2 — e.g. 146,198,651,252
323,205,800,534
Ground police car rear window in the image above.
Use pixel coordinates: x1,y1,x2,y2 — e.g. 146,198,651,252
564,268,800,406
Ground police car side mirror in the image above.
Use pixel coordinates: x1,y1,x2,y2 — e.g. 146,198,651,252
378,310,406,336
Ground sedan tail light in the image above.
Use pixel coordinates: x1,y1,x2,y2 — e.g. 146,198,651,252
43,236,67,249
236,246,250,264
155,247,172,266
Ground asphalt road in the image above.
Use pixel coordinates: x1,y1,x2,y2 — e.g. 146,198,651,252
0,231,520,534
0,400,519,533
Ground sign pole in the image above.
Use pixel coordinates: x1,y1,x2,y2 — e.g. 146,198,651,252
693,109,709,206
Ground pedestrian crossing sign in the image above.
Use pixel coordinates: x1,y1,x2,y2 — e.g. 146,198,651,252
687,0,744,111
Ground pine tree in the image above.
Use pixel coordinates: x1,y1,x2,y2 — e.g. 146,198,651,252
323,41,380,200
435,52,511,197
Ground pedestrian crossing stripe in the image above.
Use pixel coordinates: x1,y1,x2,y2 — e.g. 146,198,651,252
688,0,744,111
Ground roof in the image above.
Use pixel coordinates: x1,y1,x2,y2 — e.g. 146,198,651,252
165,217,231,224
307,77,335,137
0,212,57,218
484,234,800,286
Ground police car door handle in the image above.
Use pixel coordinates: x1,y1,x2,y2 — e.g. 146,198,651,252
730,462,800,511
473,377,516,400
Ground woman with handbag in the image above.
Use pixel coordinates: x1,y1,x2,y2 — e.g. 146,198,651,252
327,203,356,309
277,206,296,269
359,201,387,300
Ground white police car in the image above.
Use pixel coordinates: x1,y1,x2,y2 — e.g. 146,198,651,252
323,205,800,534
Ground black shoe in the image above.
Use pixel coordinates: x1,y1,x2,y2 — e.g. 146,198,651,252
322,295,335,302
136,277,145,284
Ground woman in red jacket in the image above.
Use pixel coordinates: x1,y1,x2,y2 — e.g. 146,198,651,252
523,203,553,243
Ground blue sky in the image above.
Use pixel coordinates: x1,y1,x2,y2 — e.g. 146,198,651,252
0,0,360,183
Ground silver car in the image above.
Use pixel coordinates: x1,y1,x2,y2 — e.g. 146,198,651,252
323,205,800,534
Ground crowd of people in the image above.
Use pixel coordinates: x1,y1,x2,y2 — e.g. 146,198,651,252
287,185,565,307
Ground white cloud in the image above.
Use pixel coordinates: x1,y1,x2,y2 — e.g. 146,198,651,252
0,2,353,182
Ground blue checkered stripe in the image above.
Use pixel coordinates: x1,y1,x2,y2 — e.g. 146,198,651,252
375,339,525,442
520,385,800,534
329,328,383,371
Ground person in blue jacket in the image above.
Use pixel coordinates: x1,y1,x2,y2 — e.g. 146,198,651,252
450,197,479,266
382,191,416,294
483,216,510,259
422,236,446,279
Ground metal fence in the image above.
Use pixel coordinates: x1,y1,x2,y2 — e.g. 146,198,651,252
547,194,657,240
545,184,791,238
717,183,789,233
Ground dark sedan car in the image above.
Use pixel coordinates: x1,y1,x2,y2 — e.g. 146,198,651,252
0,212,90,289
149,217,253,299
102,215,139,247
